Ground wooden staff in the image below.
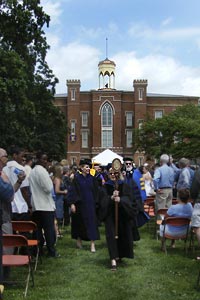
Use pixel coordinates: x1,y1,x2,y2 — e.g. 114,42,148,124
112,158,122,239
114,176,119,239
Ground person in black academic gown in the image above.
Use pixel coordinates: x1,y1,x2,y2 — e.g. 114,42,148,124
67,159,100,252
100,167,137,270
122,157,146,241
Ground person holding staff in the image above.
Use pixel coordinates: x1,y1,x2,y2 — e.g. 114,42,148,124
101,161,137,271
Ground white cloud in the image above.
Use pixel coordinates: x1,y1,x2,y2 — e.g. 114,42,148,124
161,17,173,27
36,3,200,97
128,23,200,40
196,38,200,50
46,39,200,97
75,22,119,41
46,41,101,93
78,26,104,39
46,32,60,48
107,22,119,34
160,27,200,39
113,52,200,96
40,0,63,25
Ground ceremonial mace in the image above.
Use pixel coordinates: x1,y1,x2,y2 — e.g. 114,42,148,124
111,158,122,239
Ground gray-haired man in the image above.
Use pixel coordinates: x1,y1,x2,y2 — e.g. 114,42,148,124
153,154,175,210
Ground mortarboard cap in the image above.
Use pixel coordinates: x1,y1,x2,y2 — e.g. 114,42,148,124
79,158,92,167
123,157,133,162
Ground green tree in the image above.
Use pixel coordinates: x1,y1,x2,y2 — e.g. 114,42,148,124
133,104,200,160
0,0,68,160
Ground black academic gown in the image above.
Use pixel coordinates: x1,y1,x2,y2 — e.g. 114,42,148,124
67,173,100,241
124,171,145,241
101,180,137,260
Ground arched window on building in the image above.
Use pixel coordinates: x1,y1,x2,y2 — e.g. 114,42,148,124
101,103,113,148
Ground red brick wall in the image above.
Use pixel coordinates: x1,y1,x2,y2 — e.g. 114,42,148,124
54,80,198,165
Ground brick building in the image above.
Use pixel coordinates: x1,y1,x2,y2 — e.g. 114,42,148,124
54,57,199,165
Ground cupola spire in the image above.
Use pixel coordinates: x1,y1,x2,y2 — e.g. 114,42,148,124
98,38,116,90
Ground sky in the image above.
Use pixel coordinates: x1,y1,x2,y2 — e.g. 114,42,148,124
40,0,200,97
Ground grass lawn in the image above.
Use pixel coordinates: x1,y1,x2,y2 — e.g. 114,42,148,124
4,221,200,300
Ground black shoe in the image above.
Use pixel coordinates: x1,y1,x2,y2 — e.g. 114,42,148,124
110,263,117,271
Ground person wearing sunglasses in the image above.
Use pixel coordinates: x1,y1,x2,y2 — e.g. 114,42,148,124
100,165,137,271
122,157,145,240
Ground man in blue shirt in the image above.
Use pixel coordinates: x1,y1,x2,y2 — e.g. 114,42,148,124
176,158,193,191
153,154,175,210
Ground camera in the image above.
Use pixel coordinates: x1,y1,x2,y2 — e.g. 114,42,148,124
14,168,23,175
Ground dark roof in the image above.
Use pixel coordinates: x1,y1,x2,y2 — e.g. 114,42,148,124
55,93,67,97
54,91,199,98
147,92,198,98
98,58,116,66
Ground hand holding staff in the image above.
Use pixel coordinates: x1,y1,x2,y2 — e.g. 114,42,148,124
111,158,122,239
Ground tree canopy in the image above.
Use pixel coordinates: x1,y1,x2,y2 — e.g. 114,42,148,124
0,0,68,160
133,104,200,160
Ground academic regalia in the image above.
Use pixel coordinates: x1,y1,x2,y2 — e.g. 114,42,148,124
124,170,144,212
100,179,137,260
67,173,100,241
133,168,147,202
124,171,144,240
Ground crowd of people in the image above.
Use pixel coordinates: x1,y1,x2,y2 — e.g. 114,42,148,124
0,146,200,277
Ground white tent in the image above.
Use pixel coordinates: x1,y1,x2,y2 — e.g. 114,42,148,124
92,149,123,165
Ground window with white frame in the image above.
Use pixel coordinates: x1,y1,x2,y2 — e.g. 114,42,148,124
126,112,133,127
102,130,113,148
71,157,77,164
138,156,144,166
101,103,113,148
126,130,133,148
71,120,76,134
71,88,76,100
81,130,88,148
155,110,163,119
81,112,88,127
138,88,144,100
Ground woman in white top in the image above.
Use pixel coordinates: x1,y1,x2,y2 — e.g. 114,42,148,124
143,164,155,196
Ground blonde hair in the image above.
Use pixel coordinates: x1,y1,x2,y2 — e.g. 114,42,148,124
54,165,63,179
109,168,124,180
60,159,69,166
